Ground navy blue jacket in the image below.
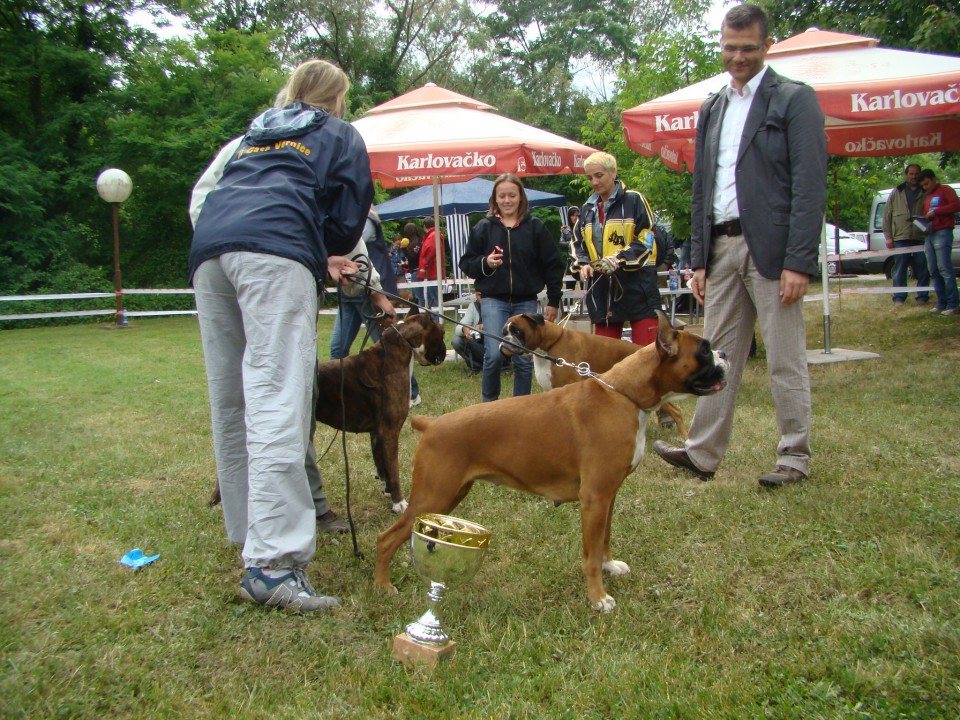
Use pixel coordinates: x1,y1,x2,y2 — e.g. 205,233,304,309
189,102,373,285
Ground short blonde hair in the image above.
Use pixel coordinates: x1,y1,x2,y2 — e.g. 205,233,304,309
283,60,349,118
583,151,617,175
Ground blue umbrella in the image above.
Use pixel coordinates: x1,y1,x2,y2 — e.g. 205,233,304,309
375,177,566,220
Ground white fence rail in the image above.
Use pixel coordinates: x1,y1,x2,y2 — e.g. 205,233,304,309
0,289,197,322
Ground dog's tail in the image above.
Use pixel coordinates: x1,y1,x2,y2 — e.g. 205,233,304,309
410,415,434,434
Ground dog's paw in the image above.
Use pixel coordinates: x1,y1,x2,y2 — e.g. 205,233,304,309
391,499,408,514
592,595,617,612
602,560,631,576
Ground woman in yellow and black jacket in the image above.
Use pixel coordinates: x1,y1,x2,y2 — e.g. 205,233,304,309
573,151,662,347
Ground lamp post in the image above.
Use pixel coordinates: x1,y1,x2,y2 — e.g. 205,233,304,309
96,169,133,327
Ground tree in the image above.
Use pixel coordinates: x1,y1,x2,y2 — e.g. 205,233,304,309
581,29,719,237
107,30,284,287
0,0,150,294
759,0,960,55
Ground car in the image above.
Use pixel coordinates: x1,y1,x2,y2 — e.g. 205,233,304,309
820,223,868,275
864,183,960,277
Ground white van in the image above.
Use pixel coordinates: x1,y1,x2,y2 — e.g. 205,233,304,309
867,183,960,277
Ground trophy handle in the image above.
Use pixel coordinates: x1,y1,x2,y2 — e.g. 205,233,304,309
405,581,449,645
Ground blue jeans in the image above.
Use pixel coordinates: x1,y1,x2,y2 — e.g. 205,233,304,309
329,298,365,359
423,280,439,309
479,297,537,402
925,228,958,310
410,272,425,307
891,240,929,303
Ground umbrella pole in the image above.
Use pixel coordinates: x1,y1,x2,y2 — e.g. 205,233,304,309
433,178,444,321
821,217,832,353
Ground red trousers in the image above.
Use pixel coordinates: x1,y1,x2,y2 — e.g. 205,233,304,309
594,317,658,346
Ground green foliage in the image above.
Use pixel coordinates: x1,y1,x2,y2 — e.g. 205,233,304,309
760,0,960,55
108,30,283,287
581,30,720,235
0,0,142,294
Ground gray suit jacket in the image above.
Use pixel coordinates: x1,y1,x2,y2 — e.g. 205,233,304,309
690,67,827,280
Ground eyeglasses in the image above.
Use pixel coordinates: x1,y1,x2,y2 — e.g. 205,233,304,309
721,44,763,55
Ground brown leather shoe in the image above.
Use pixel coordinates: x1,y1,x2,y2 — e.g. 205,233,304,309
653,440,714,481
758,465,807,488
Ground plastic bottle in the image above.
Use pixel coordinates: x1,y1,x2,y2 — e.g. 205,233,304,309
668,266,679,291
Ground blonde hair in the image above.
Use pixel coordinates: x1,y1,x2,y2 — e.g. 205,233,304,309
283,60,349,118
583,151,617,175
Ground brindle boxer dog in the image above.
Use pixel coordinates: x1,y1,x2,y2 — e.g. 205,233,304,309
315,307,446,513
207,308,446,514
499,313,688,438
375,312,727,611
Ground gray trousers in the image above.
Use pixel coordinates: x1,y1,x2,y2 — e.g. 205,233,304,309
194,252,322,569
685,233,812,476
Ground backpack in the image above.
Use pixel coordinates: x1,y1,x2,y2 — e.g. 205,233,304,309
652,223,677,268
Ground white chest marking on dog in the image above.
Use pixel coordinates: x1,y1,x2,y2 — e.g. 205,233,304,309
411,342,425,363
532,355,553,390
630,409,650,470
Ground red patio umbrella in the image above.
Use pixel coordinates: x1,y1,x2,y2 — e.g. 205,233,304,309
622,29,960,173
354,83,596,188
353,83,596,315
621,29,960,356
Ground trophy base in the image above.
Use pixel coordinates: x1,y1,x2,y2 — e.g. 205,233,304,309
392,632,456,668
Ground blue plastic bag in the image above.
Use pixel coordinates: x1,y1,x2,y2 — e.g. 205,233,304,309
119,548,160,569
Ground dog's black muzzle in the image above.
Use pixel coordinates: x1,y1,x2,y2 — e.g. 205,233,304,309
686,341,728,396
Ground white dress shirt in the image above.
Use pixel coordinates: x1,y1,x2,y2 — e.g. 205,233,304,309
712,65,769,223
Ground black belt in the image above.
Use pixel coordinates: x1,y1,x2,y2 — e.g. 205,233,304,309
712,219,742,238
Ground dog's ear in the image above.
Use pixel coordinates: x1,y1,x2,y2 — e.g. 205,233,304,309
655,310,680,357
523,313,545,327
406,303,420,317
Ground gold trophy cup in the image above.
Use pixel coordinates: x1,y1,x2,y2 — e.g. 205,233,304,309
392,513,491,667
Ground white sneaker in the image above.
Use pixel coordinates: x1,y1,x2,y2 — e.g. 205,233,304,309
409,394,422,408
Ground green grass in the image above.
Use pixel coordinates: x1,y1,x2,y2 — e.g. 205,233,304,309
2,282,959,719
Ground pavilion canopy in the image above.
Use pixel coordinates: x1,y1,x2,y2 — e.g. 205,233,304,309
621,29,960,172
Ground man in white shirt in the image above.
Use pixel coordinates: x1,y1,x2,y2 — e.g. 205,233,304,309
653,3,827,488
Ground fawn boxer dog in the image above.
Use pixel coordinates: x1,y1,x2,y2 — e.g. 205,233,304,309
375,312,727,611
315,307,446,513
500,313,688,438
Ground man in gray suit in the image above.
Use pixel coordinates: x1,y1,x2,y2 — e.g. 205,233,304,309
654,3,827,488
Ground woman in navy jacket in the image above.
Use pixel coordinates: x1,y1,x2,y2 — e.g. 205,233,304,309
189,59,372,613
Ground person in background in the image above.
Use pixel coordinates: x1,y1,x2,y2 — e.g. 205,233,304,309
418,217,445,309
459,173,563,402
573,151,661,347
918,168,960,316
402,223,423,305
573,152,675,427
560,206,580,256
882,163,930,305
329,210,424,406
652,4,827,489
189,59,373,612
389,237,408,279
452,289,485,373
329,209,395,359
